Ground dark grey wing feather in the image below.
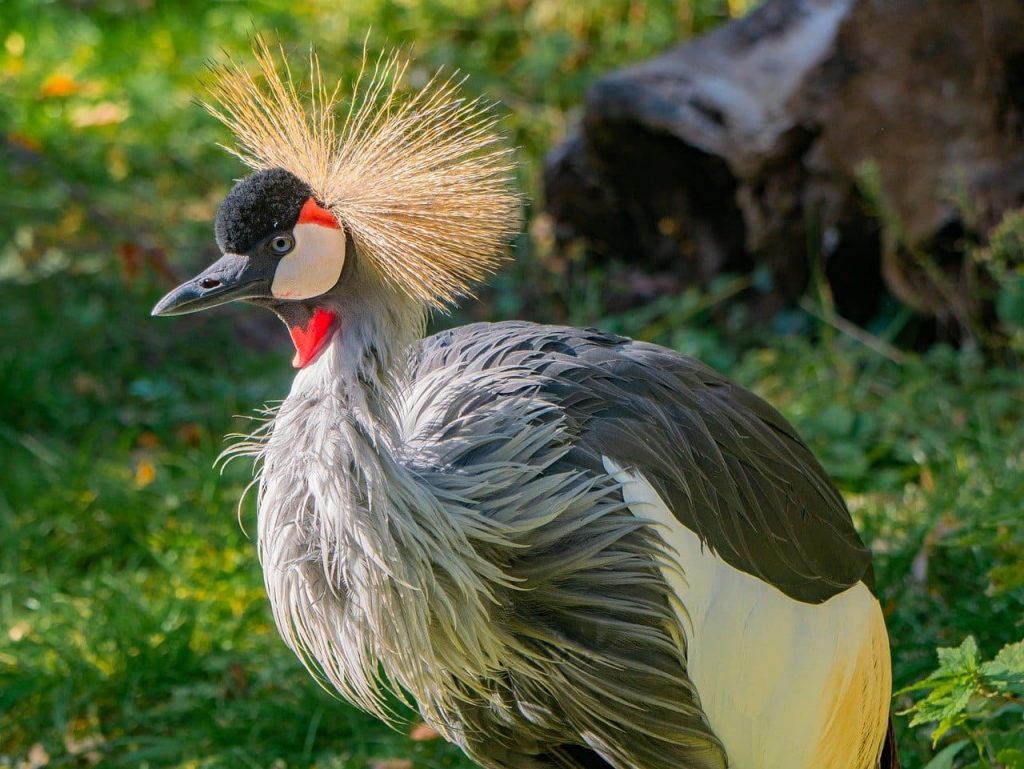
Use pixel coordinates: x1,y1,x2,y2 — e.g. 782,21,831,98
411,321,872,604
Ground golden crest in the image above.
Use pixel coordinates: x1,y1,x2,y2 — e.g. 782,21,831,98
204,37,520,309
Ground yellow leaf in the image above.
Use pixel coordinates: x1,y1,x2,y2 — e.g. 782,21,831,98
134,459,156,488
371,761,412,769
23,743,50,769
5,32,25,57
70,102,129,128
39,73,78,98
63,731,103,764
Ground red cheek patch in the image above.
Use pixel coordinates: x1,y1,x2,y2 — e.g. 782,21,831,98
289,308,338,368
297,197,340,229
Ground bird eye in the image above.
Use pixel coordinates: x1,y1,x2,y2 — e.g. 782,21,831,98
270,234,295,255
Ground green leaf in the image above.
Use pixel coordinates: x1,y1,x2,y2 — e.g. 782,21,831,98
980,641,1024,698
982,641,1024,678
996,275,1024,327
938,637,980,674
923,740,969,769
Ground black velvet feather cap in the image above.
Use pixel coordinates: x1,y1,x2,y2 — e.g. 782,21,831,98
215,168,313,254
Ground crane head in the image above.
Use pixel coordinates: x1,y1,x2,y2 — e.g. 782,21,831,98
152,167,349,367
151,37,519,368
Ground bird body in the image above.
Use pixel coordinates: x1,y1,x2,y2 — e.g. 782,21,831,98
244,319,892,769
153,40,897,769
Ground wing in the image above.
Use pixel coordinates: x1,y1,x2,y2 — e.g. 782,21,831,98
410,320,872,604
405,322,731,769
403,321,885,769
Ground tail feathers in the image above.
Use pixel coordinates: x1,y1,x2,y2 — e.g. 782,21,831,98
878,716,900,769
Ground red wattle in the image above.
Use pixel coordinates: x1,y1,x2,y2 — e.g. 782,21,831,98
289,308,338,368
297,197,340,229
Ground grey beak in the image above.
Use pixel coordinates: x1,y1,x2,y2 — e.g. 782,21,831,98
151,253,274,316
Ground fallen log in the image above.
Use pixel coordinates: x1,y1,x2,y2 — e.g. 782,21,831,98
544,0,1024,333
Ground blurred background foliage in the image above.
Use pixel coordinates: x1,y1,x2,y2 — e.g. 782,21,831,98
0,1,1021,768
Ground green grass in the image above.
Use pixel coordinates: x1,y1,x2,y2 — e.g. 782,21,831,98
2,2,1023,768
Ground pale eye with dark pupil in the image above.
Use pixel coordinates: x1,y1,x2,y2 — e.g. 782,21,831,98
270,235,294,255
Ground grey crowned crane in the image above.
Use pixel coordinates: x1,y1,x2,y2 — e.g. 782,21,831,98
153,41,899,769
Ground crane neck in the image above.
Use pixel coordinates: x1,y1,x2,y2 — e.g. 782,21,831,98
253,288,512,725
288,281,427,438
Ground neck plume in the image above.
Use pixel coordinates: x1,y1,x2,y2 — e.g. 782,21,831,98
240,305,515,728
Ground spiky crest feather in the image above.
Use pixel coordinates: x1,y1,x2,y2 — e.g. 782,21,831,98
204,37,520,309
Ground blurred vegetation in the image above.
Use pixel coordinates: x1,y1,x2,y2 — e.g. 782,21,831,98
1,1,1021,768
856,161,1024,359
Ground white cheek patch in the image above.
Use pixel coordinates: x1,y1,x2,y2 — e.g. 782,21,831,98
271,222,347,300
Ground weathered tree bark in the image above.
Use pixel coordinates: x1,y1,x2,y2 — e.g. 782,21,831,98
544,0,1024,332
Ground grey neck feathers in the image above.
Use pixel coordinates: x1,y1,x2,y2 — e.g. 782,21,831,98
244,286,516,726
